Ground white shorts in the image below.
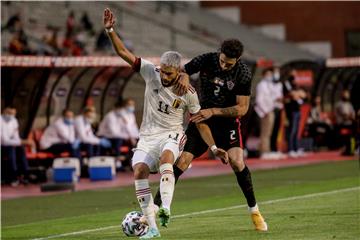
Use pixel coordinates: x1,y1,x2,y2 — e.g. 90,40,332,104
131,131,186,172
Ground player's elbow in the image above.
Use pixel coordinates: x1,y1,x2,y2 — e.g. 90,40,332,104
237,105,249,118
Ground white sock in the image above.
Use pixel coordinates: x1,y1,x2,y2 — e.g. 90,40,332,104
135,179,157,230
159,163,175,211
249,204,259,213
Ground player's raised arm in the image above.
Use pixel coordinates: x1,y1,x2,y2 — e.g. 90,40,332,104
103,8,136,66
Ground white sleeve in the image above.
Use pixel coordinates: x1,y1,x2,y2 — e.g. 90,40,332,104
54,119,72,143
1,119,21,146
186,89,201,114
139,58,158,84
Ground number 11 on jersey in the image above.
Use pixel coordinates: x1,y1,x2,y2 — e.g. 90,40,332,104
158,101,170,114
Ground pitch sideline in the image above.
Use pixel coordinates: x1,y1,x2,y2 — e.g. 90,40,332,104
29,186,359,240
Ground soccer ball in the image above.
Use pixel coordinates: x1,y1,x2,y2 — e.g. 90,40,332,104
121,211,148,237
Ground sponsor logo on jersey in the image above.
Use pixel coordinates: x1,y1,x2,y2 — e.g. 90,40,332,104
172,99,182,109
227,81,235,90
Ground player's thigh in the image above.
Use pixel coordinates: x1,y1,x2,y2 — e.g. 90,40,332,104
228,147,245,171
159,131,186,165
132,150,155,178
183,122,208,158
213,119,244,151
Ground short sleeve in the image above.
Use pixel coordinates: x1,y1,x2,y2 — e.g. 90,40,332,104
184,53,213,75
186,87,201,114
233,62,252,96
135,58,158,83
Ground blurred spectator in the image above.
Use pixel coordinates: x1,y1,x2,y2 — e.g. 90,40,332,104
9,30,32,55
66,11,75,36
335,90,356,155
81,11,95,36
270,66,285,157
1,106,33,186
122,98,140,145
307,96,333,149
62,31,85,56
2,12,21,32
39,109,81,159
255,68,275,159
97,102,126,157
74,106,111,159
45,27,61,55
96,30,111,52
283,70,306,157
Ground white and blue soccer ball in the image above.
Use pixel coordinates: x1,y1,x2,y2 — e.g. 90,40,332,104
121,211,148,237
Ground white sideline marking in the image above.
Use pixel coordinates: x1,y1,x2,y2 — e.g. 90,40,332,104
29,186,359,240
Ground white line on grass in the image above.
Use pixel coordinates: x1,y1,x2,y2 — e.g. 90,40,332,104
30,186,359,240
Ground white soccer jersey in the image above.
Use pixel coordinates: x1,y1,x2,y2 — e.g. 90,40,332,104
137,58,201,137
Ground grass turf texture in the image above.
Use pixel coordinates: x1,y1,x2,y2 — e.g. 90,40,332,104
2,160,359,240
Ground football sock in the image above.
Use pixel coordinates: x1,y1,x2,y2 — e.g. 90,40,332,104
135,179,158,230
249,204,259,213
154,165,183,207
234,166,257,208
159,163,175,210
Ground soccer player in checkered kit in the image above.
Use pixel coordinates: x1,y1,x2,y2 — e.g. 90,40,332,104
104,8,228,239
153,39,268,231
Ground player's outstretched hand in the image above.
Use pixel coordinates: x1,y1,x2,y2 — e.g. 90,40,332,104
190,109,214,123
173,72,189,96
104,8,115,29
214,148,229,164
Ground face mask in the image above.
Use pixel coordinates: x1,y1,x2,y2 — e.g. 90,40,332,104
115,109,123,116
3,114,14,122
265,76,273,82
126,106,135,113
64,118,74,125
273,72,280,82
86,113,96,123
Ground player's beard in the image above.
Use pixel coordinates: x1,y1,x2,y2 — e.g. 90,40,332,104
161,77,176,87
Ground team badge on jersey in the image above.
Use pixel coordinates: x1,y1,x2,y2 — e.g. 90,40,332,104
214,77,224,86
172,99,182,109
227,81,235,90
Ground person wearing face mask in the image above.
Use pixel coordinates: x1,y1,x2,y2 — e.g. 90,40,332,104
283,70,307,158
74,106,111,159
122,98,140,147
255,68,276,159
40,109,81,160
97,100,130,158
1,106,33,186
335,90,355,155
270,66,285,158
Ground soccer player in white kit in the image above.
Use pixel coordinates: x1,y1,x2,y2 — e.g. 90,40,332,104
104,8,228,239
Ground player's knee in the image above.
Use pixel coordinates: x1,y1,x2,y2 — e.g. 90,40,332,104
159,150,175,165
176,152,193,171
228,150,245,171
133,163,150,179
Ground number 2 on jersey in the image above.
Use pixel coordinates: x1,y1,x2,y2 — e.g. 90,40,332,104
230,130,236,140
158,101,170,114
214,86,221,96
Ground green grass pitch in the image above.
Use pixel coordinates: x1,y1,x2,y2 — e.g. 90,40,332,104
2,160,359,240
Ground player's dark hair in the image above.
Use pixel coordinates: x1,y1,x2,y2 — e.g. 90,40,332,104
220,39,244,59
